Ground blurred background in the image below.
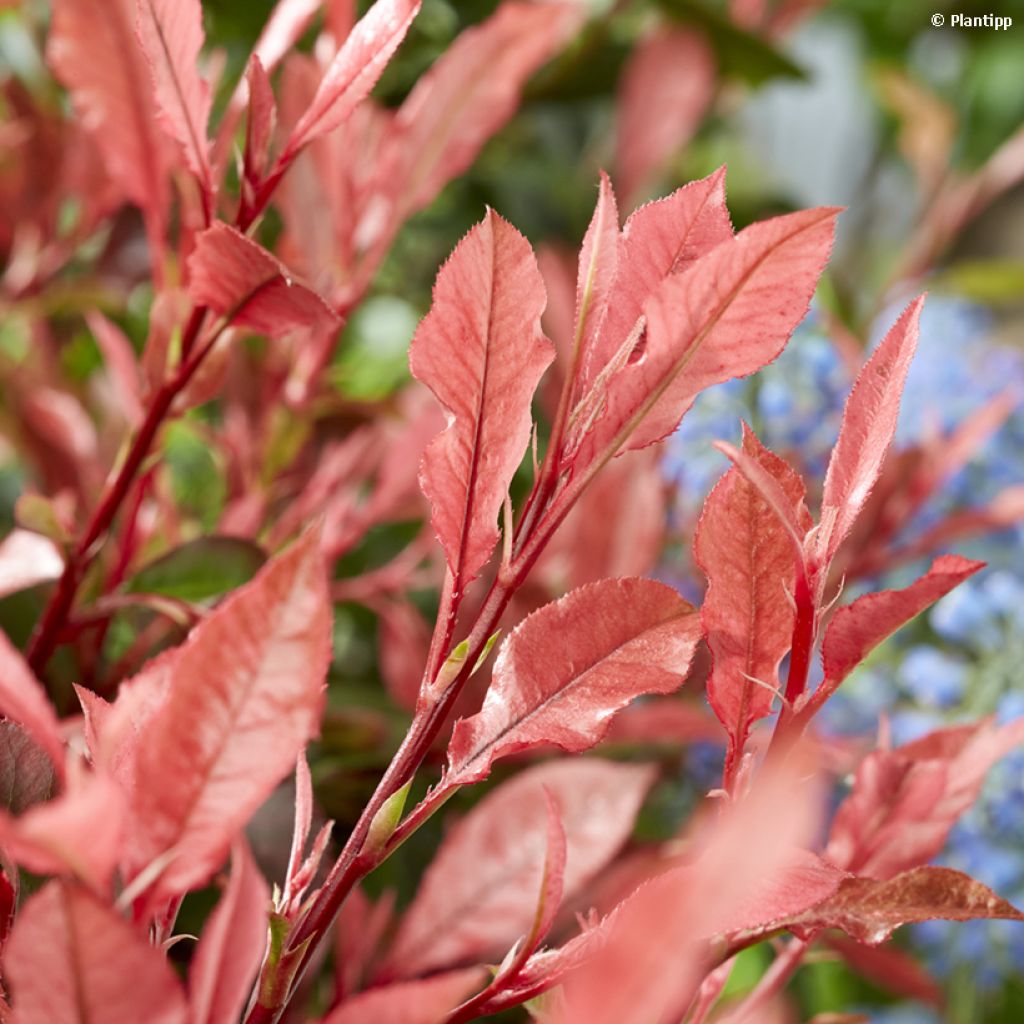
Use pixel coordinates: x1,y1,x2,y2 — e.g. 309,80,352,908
1,0,1023,1020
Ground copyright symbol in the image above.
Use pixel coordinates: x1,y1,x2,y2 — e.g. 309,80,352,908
931,12,944,25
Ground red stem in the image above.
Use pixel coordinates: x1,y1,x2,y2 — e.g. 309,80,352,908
25,331,203,675
24,126,303,678
243,467,582,1023
767,572,817,756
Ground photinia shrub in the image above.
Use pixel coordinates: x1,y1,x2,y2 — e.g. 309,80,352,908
0,2,1022,1023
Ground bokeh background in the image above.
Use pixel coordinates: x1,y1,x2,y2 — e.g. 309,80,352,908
1,0,1023,1020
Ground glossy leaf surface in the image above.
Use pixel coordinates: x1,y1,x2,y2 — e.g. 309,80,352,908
411,210,553,587
446,578,700,786
127,530,331,898
383,759,654,979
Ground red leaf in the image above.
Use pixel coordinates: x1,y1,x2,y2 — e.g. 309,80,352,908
818,297,924,566
320,968,486,1024
47,0,170,240
577,206,838,466
5,881,187,1024
0,529,63,600
254,0,324,70
0,629,65,776
0,771,124,892
528,790,568,958
188,839,270,1024
378,599,431,712
126,529,331,899
373,2,583,230
78,647,177,794
694,427,811,766
187,223,340,342
804,554,984,716
710,850,847,939
284,0,420,157
602,697,725,747
335,888,396,1001
0,722,55,814
446,791,569,1021
446,578,700,787
243,56,277,185
382,759,654,979
827,718,1024,879
85,311,144,427
411,210,553,588
555,750,823,1024
211,0,319,172
539,447,667,589
576,169,731,406
616,27,715,205
786,867,1024,945
567,172,620,397
136,0,213,195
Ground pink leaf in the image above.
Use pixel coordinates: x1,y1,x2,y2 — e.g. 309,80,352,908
243,55,277,185
320,968,486,1024
827,718,1024,879
284,0,420,157
818,297,924,565
538,447,667,589
578,206,838,466
694,427,811,766
211,0,319,173
446,791,569,1021
712,436,811,563
187,223,340,342
411,210,553,587
85,311,144,427
555,750,823,1024
0,771,124,892
136,0,213,195
79,647,177,793
805,554,984,716
254,0,324,71
188,839,270,1024
382,759,654,979
378,599,431,711
567,172,620,397
5,881,187,1024
0,529,64,600
616,27,715,205
786,867,1024,945
577,169,731,403
0,629,65,776
709,850,847,938
373,1,583,228
528,790,568,957
47,0,170,240
126,529,331,899
446,578,700,787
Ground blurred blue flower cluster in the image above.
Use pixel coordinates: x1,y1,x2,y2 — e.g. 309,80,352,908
664,294,1024,1000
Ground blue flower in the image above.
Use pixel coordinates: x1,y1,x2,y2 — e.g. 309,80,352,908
897,646,967,708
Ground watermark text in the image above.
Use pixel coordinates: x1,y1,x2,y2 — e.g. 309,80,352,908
932,12,1013,29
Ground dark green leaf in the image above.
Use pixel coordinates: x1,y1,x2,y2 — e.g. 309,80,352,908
655,0,806,86
125,537,266,603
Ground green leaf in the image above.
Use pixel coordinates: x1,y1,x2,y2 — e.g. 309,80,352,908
365,780,412,854
937,260,1024,306
655,0,806,86
125,537,266,603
